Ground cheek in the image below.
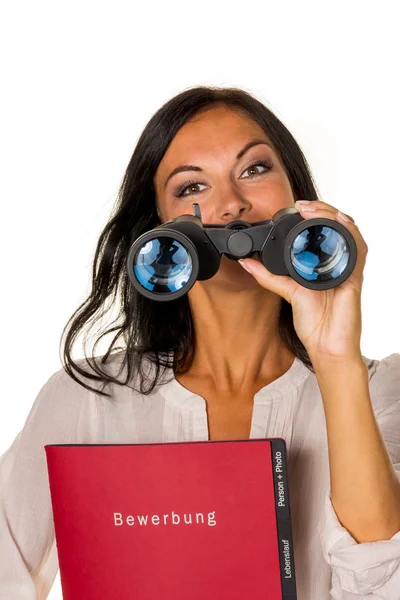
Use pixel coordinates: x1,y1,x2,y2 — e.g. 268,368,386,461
244,180,295,217
155,190,177,223
158,199,201,223
155,200,175,223
250,177,294,200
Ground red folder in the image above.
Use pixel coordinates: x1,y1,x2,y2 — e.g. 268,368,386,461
45,438,297,599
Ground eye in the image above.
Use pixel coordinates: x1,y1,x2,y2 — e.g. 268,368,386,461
175,181,208,198
241,160,274,179
174,160,274,198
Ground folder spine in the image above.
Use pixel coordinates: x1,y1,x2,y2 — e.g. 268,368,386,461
270,438,297,599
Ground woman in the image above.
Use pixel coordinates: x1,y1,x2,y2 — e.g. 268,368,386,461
1,86,400,599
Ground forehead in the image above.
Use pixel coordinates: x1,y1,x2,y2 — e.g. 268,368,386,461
155,106,272,182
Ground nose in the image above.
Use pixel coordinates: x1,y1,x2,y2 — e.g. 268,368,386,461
216,183,252,223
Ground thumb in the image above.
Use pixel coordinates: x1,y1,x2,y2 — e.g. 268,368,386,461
238,257,297,304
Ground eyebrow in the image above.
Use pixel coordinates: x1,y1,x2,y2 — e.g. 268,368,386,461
163,139,274,190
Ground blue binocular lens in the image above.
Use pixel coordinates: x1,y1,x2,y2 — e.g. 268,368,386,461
290,225,349,282
133,237,193,293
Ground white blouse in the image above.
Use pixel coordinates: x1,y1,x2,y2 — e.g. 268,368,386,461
1,351,400,600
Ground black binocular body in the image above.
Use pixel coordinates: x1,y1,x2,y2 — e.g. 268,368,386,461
126,203,357,302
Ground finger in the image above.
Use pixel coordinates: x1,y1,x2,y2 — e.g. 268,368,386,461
238,257,298,304
295,200,355,223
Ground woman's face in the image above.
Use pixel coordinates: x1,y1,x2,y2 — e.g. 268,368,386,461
153,105,297,226
153,105,298,290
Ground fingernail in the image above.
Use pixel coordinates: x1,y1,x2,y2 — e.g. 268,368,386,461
337,211,350,222
296,200,311,204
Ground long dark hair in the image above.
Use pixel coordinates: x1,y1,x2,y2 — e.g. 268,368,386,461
60,85,320,399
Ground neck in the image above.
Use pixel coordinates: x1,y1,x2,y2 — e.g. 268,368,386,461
176,283,295,395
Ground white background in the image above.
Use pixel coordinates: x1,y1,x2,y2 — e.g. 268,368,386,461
1,1,399,598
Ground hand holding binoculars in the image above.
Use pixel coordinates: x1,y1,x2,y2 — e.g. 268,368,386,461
126,203,357,302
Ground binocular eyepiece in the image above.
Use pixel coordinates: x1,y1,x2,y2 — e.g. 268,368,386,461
126,203,357,302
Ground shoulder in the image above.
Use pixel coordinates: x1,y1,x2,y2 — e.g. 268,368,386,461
362,352,400,416
44,350,162,403
26,357,99,428
364,352,400,389
47,350,138,387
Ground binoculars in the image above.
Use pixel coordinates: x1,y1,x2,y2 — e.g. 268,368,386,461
126,203,357,302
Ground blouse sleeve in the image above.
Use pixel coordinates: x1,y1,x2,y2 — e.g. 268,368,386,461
0,366,96,600
318,353,400,597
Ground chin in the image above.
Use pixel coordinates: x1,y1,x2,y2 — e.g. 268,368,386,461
207,261,258,288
